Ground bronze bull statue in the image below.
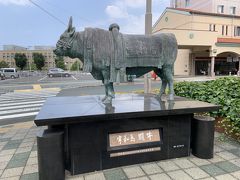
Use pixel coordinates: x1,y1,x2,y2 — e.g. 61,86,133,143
54,17,178,104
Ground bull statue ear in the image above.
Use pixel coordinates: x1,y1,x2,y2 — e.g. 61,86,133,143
67,16,73,32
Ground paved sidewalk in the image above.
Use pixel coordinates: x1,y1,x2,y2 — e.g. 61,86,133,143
0,122,239,180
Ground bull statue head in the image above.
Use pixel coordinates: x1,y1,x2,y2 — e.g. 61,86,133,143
53,17,76,56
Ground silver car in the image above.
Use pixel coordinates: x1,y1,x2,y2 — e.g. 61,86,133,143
0,68,19,79
47,68,70,77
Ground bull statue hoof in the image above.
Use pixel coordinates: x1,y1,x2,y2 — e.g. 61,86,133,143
169,94,174,101
102,96,113,104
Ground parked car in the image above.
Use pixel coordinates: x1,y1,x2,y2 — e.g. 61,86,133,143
48,68,71,77
0,70,5,80
0,68,19,79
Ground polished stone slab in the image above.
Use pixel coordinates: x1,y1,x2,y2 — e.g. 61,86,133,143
35,94,220,126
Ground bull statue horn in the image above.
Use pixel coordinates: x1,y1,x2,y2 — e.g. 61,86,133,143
67,16,73,31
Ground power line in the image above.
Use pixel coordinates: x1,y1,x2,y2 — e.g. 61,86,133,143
28,0,66,26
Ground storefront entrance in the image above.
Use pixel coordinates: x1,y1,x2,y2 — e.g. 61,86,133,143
195,57,239,76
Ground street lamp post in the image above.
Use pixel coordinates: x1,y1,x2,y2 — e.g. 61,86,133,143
144,0,152,93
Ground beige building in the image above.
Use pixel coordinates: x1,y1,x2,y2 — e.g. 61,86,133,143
153,8,240,76
0,46,78,70
171,0,240,15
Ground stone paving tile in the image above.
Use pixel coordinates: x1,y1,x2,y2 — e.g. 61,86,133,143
25,157,37,166
6,157,27,169
231,170,240,179
2,140,22,151
215,174,237,180
18,142,34,149
140,163,163,175
0,150,16,156
229,149,240,157
188,157,211,166
130,176,149,180
31,145,37,151
200,164,226,176
173,158,196,169
84,172,106,180
0,162,8,171
149,173,171,180
167,170,193,180
215,161,240,173
21,138,35,143
29,151,37,158
123,166,145,179
208,154,226,163
20,173,38,180
15,147,32,154
214,145,225,153
157,160,180,172
199,178,216,180
0,155,13,163
1,167,24,178
0,142,7,147
230,159,240,168
103,168,127,180
22,164,38,175
216,151,238,160
184,167,210,179
218,142,239,151
0,176,21,180
0,138,11,143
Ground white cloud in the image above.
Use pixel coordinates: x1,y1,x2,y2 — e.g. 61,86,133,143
105,0,169,34
0,0,31,6
105,5,128,19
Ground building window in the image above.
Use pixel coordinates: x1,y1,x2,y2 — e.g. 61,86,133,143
234,26,240,36
222,25,225,35
209,24,216,31
230,7,236,15
217,5,224,13
185,0,190,7
226,26,228,36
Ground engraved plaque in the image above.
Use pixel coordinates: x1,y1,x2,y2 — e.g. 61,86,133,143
110,147,161,157
109,129,161,147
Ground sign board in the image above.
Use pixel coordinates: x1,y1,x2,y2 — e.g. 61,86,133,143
109,129,161,147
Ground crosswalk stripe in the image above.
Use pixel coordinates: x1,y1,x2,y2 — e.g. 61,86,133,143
0,112,39,120
0,100,45,107
0,89,60,120
0,107,41,115
0,103,43,111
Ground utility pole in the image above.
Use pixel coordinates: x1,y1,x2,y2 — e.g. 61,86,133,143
144,0,152,93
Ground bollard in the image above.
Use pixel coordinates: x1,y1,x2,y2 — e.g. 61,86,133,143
37,129,65,180
191,115,215,159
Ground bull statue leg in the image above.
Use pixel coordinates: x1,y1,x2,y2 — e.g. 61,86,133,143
155,65,175,101
164,65,175,100
102,69,115,104
155,69,167,100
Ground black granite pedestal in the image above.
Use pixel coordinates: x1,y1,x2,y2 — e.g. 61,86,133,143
34,94,220,178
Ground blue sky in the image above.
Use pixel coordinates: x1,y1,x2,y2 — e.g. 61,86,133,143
0,0,169,48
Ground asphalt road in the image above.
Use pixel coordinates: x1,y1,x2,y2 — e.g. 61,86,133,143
0,74,162,125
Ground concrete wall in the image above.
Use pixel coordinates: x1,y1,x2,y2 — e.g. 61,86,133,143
174,49,191,76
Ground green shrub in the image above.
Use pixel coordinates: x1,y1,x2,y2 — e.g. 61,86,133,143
174,77,240,139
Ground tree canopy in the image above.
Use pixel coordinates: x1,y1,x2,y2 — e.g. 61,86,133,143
0,61,9,68
33,53,45,70
14,53,27,70
55,56,66,70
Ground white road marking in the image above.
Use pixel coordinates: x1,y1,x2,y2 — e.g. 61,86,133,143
0,89,60,120
0,100,45,107
71,75,78,81
0,112,39,120
38,76,48,82
0,107,41,115
0,103,43,111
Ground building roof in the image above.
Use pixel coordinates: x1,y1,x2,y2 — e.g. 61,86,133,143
217,38,240,44
167,7,240,19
